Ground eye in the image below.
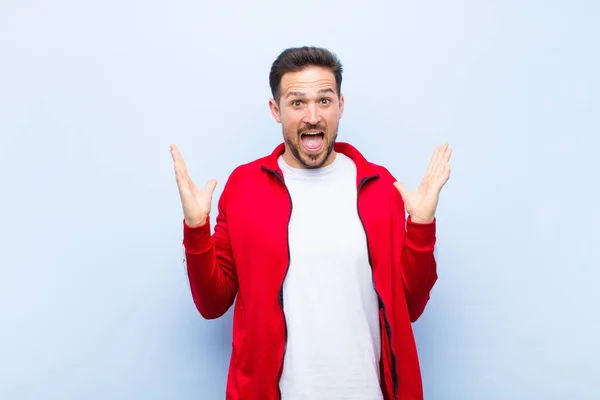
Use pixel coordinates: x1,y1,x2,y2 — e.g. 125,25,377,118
292,100,303,107
320,98,331,105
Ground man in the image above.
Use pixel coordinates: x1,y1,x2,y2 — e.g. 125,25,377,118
170,46,452,400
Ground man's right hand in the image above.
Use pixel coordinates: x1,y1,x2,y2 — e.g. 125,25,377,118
170,144,218,227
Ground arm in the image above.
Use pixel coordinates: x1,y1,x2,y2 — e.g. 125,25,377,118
393,143,452,321
169,143,238,320
183,189,238,319
400,215,437,322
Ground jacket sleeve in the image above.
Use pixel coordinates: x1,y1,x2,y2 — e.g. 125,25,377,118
400,215,438,322
182,185,238,320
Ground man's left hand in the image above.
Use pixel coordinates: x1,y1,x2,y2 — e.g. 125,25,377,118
394,143,452,223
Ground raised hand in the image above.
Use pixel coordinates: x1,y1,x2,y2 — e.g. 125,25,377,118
394,143,452,223
170,144,218,227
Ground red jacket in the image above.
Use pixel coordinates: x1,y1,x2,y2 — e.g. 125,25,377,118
182,142,437,400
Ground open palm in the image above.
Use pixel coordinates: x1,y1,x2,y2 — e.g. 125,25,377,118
394,143,452,223
170,144,217,227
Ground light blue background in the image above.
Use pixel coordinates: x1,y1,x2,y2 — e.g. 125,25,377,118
1,1,598,399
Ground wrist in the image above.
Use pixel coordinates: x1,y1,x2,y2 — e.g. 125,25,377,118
185,216,207,228
409,214,434,224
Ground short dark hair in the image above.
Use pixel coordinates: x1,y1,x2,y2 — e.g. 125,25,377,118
269,46,343,103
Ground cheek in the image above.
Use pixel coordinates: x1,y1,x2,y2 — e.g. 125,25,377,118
281,114,301,132
324,110,341,127
281,121,297,140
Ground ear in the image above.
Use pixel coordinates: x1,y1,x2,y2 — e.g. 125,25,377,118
339,93,345,119
269,98,282,123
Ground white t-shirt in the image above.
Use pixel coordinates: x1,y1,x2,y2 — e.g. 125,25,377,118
277,152,383,400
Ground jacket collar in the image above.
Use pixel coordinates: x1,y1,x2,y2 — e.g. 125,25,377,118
260,142,379,184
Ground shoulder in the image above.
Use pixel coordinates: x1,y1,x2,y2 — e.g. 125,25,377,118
229,154,271,180
370,162,396,182
336,142,397,183
360,158,398,189
349,152,402,202
220,152,274,194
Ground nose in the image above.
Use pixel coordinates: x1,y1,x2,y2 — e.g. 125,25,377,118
303,103,321,126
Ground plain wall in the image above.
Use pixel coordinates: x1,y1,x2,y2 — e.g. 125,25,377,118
1,1,598,399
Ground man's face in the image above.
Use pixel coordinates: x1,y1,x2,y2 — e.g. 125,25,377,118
269,66,344,169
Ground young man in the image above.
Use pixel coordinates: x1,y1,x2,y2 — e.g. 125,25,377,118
170,46,452,400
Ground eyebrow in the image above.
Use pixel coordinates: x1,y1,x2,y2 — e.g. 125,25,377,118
285,88,335,99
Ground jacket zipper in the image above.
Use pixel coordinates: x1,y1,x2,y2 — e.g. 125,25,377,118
262,167,293,400
264,168,398,398
357,175,399,398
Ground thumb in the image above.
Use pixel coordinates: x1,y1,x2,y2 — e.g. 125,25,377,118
394,181,409,200
205,179,218,196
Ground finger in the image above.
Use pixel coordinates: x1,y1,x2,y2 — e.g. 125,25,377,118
437,146,452,174
425,145,441,176
440,145,452,163
171,151,192,192
171,147,185,181
205,179,218,196
393,181,409,201
439,162,450,177
175,160,188,184
431,143,451,176
170,144,191,182
170,147,183,180
433,143,448,165
434,153,452,183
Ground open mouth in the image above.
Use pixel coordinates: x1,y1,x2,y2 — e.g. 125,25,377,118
300,131,324,139
300,131,325,152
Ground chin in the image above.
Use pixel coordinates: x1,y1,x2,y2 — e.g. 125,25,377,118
284,131,337,169
299,150,330,169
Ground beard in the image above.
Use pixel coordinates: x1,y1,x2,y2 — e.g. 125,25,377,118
283,124,338,169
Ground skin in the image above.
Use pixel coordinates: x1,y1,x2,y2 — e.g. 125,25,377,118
395,143,452,223
268,66,344,169
169,66,452,227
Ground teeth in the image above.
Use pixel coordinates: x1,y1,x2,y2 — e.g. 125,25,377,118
302,132,323,136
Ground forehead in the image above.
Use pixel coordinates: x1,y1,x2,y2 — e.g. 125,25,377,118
280,66,337,95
